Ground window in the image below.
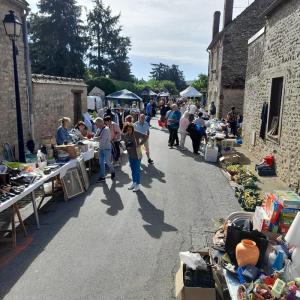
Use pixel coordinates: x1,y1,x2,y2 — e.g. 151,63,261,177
267,77,284,139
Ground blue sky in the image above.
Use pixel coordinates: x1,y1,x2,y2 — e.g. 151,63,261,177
27,0,254,80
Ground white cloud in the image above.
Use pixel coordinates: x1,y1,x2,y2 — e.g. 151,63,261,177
26,0,254,79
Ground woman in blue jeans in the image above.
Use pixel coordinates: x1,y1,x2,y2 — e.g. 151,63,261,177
122,123,148,192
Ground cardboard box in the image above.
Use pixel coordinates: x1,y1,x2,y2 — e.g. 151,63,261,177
55,144,80,159
263,193,283,224
175,251,216,300
279,223,290,234
274,190,300,209
253,206,271,232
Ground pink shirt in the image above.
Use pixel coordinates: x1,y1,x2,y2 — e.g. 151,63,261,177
109,122,121,141
179,118,190,134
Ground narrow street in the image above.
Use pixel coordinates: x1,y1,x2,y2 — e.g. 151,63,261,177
0,124,240,300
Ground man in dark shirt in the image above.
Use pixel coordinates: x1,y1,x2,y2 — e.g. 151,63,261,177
227,106,238,136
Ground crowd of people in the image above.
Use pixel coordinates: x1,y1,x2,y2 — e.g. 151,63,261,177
158,100,241,155
55,99,241,193
55,105,155,192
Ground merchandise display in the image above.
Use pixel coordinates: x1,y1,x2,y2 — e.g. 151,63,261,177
0,130,98,247
235,239,260,267
203,203,300,300
225,164,262,211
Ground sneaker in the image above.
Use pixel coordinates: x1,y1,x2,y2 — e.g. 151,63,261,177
133,184,140,192
111,172,116,180
128,183,136,190
148,159,154,164
97,177,106,183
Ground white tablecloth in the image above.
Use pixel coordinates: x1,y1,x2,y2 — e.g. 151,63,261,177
0,149,95,213
82,149,96,162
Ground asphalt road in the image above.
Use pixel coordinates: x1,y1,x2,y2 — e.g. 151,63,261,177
0,123,240,300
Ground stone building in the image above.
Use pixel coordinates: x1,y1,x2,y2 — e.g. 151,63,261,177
207,0,274,118
0,0,31,157
31,75,87,146
243,0,300,192
0,0,88,157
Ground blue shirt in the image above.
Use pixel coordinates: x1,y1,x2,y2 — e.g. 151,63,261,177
146,103,152,116
56,126,72,145
167,110,181,129
134,121,150,135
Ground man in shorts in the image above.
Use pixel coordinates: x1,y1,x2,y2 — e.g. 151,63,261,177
134,114,154,164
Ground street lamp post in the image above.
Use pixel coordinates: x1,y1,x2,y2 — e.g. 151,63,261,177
3,10,26,162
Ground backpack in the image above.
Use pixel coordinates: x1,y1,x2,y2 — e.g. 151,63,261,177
195,124,205,135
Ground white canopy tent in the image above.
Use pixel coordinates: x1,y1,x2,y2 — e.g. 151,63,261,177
180,86,202,98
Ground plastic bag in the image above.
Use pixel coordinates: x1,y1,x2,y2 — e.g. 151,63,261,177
179,251,207,270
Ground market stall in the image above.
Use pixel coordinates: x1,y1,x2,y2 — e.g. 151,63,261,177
0,148,95,218
180,86,202,99
175,190,300,300
106,89,142,108
0,138,97,247
201,119,241,164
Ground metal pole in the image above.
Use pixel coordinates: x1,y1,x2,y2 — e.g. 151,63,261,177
22,12,34,139
12,39,26,162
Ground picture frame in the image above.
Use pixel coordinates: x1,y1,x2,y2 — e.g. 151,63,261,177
61,167,84,200
77,157,90,191
268,116,279,136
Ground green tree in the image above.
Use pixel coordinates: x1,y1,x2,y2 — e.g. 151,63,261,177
146,79,178,95
86,77,116,94
169,64,186,91
192,74,208,92
29,0,88,78
87,0,132,81
150,63,170,81
158,80,178,95
150,63,186,91
111,79,137,93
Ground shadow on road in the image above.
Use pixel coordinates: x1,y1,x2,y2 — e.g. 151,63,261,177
140,164,166,188
114,167,131,188
0,181,98,299
101,181,124,216
136,191,177,239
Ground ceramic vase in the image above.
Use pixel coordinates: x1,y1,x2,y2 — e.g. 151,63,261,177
236,239,259,267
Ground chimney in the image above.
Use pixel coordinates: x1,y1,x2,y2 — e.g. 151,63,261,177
212,11,221,39
223,0,234,28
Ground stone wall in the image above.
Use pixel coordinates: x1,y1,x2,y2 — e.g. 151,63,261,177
243,0,300,192
207,39,223,117
221,0,274,88
222,88,244,117
32,75,87,146
0,0,29,158
207,0,274,118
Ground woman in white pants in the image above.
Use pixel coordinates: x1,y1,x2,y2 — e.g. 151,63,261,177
179,111,190,150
